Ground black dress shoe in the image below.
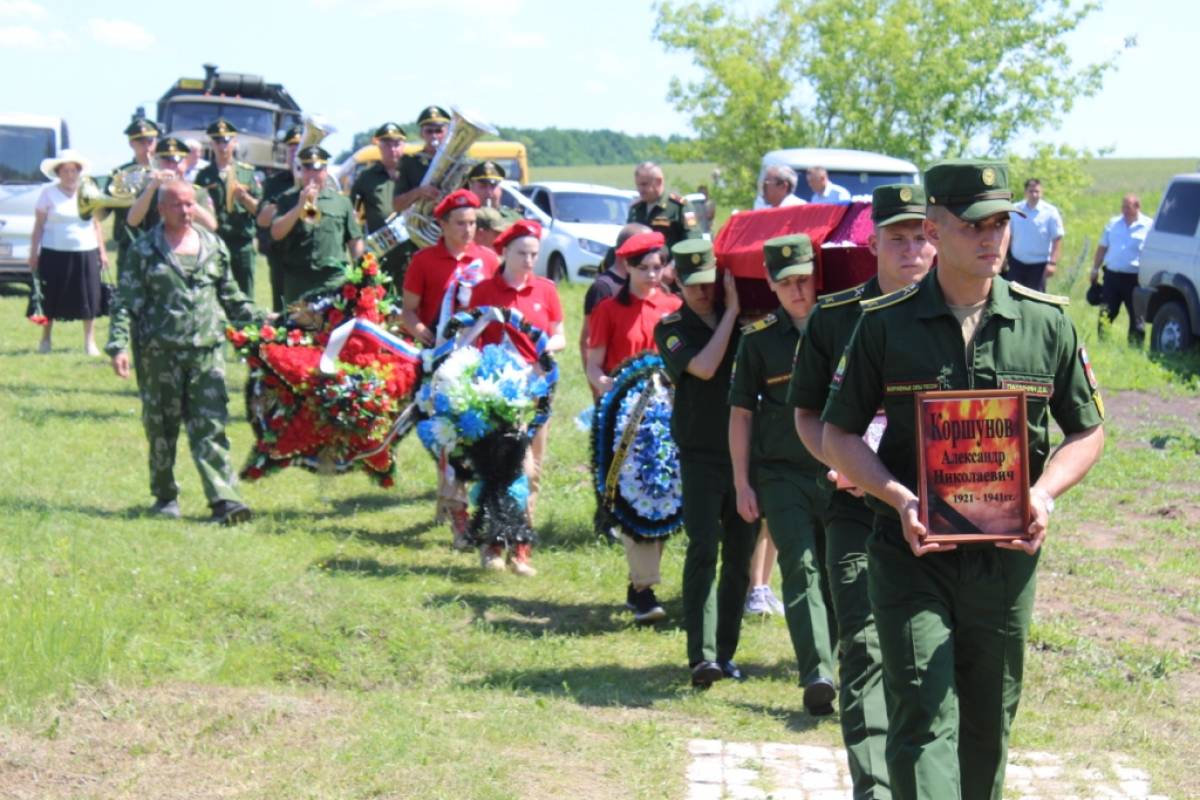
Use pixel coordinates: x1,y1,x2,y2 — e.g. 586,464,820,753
717,659,746,681
803,677,837,715
690,661,724,688
210,500,252,526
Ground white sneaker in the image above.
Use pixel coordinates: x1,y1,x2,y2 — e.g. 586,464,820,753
744,586,772,616
761,585,786,615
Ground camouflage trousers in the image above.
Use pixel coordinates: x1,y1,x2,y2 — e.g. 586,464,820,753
138,343,242,507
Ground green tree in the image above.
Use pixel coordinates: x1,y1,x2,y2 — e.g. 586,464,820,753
655,0,1119,207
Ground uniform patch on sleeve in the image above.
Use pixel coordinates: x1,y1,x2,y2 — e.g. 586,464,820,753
683,210,698,228
830,353,847,390
1093,391,1105,419
665,334,683,353
884,380,942,395
1079,347,1099,390
998,378,1053,398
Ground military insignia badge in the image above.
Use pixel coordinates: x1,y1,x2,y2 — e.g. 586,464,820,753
691,254,701,265
831,353,847,389
1079,347,1099,390
899,187,913,202
782,245,792,258
666,335,683,353
981,167,996,186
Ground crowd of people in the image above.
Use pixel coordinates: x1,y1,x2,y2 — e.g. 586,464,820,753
33,104,1123,800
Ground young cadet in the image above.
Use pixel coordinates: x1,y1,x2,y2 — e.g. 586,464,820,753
821,160,1105,800
728,234,837,714
788,184,937,799
654,239,756,687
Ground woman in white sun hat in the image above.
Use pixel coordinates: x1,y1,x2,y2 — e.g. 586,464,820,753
28,149,109,355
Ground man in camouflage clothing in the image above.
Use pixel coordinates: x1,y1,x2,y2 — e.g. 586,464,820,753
107,181,267,525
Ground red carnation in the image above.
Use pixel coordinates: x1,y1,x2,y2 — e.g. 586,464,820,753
229,330,249,347
362,260,379,277
327,308,345,327
342,285,358,301
260,324,277,340
288,329,303,345
380,476,394,488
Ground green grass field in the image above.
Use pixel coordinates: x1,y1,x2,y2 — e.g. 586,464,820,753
0,159,1198,798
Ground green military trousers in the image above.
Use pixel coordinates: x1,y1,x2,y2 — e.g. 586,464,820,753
266,253,285,313
680,458,757,666
229,242,257,299
756,464,836,686
868,520,1038,800
138,344,243,508
823,490,890,799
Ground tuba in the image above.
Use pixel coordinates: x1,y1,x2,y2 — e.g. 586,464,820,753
77,165,153,219
401,107,497,249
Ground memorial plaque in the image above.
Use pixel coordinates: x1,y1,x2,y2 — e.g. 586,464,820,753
914,390,1031,543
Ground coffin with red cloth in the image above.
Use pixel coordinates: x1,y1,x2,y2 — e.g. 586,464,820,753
713,202,876,314
226,253,422,487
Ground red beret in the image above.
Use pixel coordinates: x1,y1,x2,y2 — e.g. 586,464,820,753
492,219,543,253
615,231,666,259
434,188,480,219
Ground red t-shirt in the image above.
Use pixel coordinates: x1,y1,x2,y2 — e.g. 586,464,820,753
587,289,682,374
468,271,564,363
403,239,500,328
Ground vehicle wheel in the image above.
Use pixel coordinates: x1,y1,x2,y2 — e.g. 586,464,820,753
548,253,568,283
1150,300,1194,353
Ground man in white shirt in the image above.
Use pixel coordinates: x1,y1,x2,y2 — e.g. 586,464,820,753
806,167,851,204
753,165,807,209
1091,193,1152,343
1007,178,1064,291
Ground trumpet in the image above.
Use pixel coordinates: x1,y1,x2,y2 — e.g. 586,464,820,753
223,164,243,214
301,181,321,225
77,165,153,219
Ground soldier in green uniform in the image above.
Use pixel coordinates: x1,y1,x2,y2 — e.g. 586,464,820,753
821,160,1106,800
127,136,217,236
110,118,160,274
196,118,262,297
389,105,450,277
628,161,702,254
654,239,756,687
466,160,522,250
256,125,302,311
106,180,268,525
788,184,937,799
350,122,407,283
270,145,364,304
729,234,838,714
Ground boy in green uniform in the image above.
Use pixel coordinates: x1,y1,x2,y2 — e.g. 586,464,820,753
196,118,263,297
822,160,1106,800
729,234,837,714
270,146,364,304
788,184,937,798
654,239,756,687
110,118,160,274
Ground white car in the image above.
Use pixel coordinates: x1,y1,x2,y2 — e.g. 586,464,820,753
759,147,920,203
0,113,70,283
498,180,635,282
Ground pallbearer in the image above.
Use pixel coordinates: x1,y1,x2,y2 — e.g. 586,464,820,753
197,118,262,296
788,184,937,798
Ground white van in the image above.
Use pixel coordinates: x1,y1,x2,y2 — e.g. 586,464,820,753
0,114,70,283
759,147,920,202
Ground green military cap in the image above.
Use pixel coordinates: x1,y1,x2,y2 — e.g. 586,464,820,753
872,183,927,227
924,159,1024,221
373,122,407,141
763,234,814,281
124,118,160,140
154,136,189,160
467,160,506,183
474,206,507,233
417,105,452,126
672,239,717,285
296,145,331,168
280,125,303,145
206,118,238,138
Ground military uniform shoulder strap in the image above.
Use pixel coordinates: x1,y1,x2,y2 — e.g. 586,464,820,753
1009,281,1070,306
861,282,920,313
660,311,682,325
741,312,777,335
817,281,869,309
668,192,685,206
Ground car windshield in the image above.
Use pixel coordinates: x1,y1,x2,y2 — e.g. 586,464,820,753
793,170,917,199
164,102,275,136
0,125,54,184
552,192,630,224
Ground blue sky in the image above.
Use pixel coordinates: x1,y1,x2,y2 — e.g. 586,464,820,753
1,0,1196,173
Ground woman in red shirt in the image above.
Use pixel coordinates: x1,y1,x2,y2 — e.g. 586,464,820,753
467,220,565,575
584,231,682,622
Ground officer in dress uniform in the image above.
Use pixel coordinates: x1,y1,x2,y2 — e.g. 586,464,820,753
728,234,838,715
654,239,757,688
787,184,937,799
127,136,218,236
110,118,161,274
388,105,451,277
821,160,1106,800
466,160,522,250
628,161,702,254
256,125,303,311
106,180,268,525
196,118,262,297
270,145,364,304
350,122,407,283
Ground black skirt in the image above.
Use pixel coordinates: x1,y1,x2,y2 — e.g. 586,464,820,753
37,248,102,321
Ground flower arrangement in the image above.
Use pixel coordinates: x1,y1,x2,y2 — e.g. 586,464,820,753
591,353,684,540
226,253,421,486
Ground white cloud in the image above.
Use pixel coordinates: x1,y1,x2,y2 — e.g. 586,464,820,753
86,18,155,50
0,1,45,18
584,80,608,95
0,24,68,48
506,31,545,48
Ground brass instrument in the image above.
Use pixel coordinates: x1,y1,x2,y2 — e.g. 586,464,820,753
401,106,497,248
294,114,336,186
223,164,243,214
301,186,321,226
77,165,153,219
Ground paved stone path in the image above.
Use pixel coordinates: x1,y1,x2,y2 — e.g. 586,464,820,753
685,739,1170,799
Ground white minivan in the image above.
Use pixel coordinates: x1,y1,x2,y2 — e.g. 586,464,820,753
759,147,920,203
0,114,70,284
